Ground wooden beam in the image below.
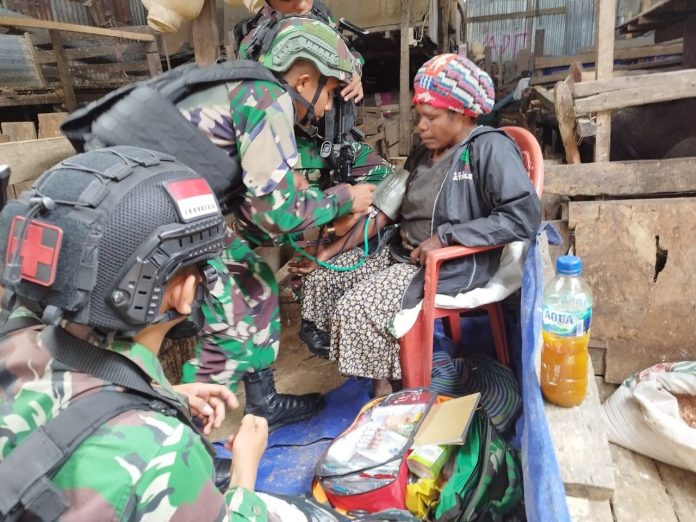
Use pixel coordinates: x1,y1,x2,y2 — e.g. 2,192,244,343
594,0,615,162
192,0,219,67
0,16,154,41
572,68,696,97
439,0,451,53
399,0,411,157
544,157,696,197
554,78,580,164
0,91,65,108
466,6,565,23
535,41,682,69
574,79,696,115
0,137,75,186
49,30,77,112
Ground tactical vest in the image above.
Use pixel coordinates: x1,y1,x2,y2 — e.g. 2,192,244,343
61,60,283,211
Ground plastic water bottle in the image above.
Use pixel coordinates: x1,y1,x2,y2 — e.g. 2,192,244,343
541,255,593,407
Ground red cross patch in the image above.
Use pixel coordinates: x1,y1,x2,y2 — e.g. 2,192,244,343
6,216,63,287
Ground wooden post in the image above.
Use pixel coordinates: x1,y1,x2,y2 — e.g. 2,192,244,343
534,29,545,57
683,14,696,68
48,29,77,112
594,0,615,162
439,0,451,53
193,0,219,67
146,41,163,77
399,0,412,157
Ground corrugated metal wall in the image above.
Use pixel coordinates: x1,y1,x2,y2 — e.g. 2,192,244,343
465,0,597,62
0,33,42,86
3,0,147,27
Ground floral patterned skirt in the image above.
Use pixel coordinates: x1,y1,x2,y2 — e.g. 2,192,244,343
302,248,420,379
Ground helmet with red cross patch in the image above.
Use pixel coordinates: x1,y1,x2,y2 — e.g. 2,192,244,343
0,146,225,336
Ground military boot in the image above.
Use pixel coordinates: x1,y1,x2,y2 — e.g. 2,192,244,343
243,368,324,431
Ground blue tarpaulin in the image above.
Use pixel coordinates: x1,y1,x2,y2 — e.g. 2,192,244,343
216,225,569,520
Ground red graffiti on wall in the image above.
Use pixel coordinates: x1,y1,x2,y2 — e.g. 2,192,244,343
482,32,528,60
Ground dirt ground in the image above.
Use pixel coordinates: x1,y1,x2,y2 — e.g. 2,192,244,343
209,301,345,442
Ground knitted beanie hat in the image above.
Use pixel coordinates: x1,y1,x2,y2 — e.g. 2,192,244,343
412,53,495,118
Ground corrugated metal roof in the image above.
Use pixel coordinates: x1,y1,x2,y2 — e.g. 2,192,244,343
50,0,91,26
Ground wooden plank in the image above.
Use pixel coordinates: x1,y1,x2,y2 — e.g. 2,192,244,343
594,0,615,162
0,16,154,42
565,496,613,522
655,462,696,521
573,68,696,98
1,122,37,142
38,112,67,139
398,0,411,156
466,6,565,23
553,78,580,164
610,444,678,522
0,137,75,186
0,91,65,108
569,198,696,383
192,0,219,67
49,30,77,112
34,43,150,64
545,358,616,500
535,41,683,69
544,157,696,197
575,79,696,115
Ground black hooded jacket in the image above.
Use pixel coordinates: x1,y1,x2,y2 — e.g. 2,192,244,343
396,126,541,309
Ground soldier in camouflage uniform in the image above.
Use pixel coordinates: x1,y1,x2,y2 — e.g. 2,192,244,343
0,148,270,520
175,17,377,430
235,2,394,358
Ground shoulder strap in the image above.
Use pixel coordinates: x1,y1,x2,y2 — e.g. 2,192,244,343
0,390,157,522
41,326,215,456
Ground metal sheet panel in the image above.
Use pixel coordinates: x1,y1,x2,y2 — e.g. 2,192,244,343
0,34,42,86
49,0,92,25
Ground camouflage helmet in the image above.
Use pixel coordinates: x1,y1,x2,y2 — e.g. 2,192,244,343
258,15,356,83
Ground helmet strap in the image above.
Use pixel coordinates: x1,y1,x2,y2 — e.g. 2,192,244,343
285,74,328,127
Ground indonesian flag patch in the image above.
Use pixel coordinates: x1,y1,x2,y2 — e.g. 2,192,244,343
165,178,220,223
7,216,63,286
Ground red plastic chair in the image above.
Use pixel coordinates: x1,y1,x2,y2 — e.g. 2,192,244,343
399,126,544,388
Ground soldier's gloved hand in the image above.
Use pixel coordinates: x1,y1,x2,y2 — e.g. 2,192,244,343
347,183,376,214
226,414,269,491
341,73,364,103
173,383,239,435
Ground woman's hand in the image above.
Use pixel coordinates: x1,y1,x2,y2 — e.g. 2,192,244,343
410,234,444,266
172,383,239,435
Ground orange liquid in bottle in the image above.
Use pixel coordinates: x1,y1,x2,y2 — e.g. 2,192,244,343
540,330,590,407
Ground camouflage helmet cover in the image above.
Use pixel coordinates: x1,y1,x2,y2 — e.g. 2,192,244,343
259,15,356,83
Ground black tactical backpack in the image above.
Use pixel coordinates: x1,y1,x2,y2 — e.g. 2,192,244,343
61,60,282,211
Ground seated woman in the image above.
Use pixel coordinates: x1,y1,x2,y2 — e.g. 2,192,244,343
295,54,542,396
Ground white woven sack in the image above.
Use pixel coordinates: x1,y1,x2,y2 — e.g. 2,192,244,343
601,361,696,472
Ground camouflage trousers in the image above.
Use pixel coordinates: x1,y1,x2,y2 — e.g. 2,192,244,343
181,232,280,391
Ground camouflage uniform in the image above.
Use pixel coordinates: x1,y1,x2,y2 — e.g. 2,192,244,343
178,78,355,389
0,326,267,521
